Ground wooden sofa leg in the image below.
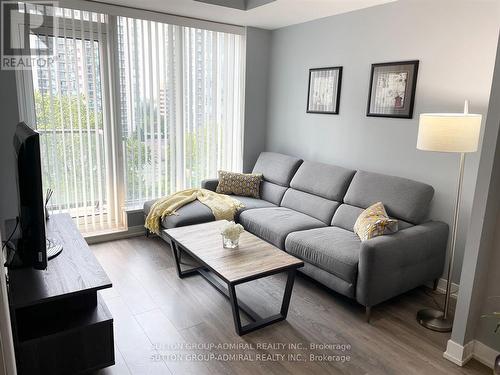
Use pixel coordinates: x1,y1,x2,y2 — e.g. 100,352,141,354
365,306,372,323
433,278,439,291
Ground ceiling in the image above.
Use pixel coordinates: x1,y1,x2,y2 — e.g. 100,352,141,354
98,0,397,30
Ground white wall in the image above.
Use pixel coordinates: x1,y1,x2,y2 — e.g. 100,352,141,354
266,0,500,282
243,27,271,172
457,31,500,348
475,211,500,351
447,33,500,361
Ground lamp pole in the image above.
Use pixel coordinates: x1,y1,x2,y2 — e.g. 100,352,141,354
443,151,465,320
416,150,465,332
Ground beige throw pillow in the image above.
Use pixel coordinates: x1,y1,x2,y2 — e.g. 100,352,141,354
216,171,262,199
354,202,398,241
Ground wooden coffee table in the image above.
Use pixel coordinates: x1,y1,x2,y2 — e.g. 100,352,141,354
163,220,304,335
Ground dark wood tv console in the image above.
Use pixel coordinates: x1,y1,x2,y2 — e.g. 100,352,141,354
7,213,115,374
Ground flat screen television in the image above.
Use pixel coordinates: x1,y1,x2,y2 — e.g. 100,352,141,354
13,122,47,269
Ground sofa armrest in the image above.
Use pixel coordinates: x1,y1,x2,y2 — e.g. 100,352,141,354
201,178,219,192
356,221,449,307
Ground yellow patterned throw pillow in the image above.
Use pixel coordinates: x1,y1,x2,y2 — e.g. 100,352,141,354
216,171,263,199
353,202,398,241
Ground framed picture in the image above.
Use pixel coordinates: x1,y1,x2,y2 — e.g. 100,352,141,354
307,66,343,114
366,60,419,119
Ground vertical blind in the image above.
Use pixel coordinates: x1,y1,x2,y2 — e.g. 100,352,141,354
25,3,245,234
29,4,123,234
116,17,244,208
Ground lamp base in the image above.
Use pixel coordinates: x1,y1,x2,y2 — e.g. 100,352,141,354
416,308,453,332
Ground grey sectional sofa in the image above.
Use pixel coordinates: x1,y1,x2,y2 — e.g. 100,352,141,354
144,152,449,320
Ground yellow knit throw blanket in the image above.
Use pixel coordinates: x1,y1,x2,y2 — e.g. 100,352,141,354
145,188,245,234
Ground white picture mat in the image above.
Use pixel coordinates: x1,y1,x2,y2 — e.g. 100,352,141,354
308,69,339,113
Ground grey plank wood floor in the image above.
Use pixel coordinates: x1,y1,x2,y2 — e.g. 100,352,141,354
91,236,489,375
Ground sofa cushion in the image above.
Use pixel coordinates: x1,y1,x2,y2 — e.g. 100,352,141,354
332,204,413,232
285,227,361,284
331,204,364,231
216,170,262,198
260,181,288,205
234,196,276,214
252,152,302,186
144,196,275,230
353,202,399,241
290,161,355,201
238,207,326,249
201,178,219,192
202,178,284,205
144,199,215,229
280,189,340,224
343,170,434,224
143,198,158,217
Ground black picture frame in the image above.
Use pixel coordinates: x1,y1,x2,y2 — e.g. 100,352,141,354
366,60,419,119
307,66,343,115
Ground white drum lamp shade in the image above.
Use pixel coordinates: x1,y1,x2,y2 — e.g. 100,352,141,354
417,113,482,153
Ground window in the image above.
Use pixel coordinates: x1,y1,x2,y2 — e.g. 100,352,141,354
117,18,244,208
21,3,245,234
29,7,123,235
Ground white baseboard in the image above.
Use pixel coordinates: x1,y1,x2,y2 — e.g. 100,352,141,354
85,225,145,244
444,339,499,368
426,278,459,299
444,339,474,366
472,340,500,368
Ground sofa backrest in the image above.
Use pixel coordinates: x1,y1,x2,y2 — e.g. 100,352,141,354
331,204,414,231
341,170,434,224
252,152,303,205
280,161,356,224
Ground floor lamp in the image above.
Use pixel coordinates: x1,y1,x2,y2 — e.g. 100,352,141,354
416,102,482,332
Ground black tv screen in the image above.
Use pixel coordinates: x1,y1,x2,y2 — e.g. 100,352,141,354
13,122,47,270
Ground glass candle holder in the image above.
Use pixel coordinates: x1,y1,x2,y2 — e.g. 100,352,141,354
222,234,239,249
